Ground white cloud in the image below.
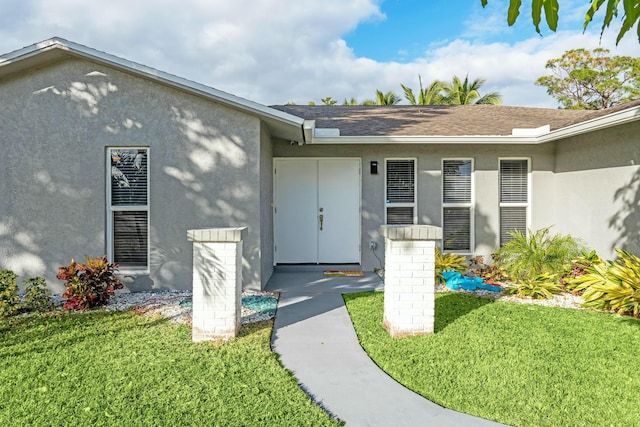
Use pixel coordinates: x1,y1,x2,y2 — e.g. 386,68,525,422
0,0,637,108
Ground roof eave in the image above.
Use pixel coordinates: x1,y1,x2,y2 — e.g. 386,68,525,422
539,104,640,143
308,135,541,144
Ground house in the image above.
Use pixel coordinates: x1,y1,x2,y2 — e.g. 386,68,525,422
1,38,639,293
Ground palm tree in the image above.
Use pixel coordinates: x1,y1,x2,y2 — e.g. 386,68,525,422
343,97,360,105
363,90,402,105
401,76,446,105
320,96,338,106
443,75,502,105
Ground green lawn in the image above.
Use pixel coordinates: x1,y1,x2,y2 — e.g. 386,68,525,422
0,311,339,426
344,291,640,427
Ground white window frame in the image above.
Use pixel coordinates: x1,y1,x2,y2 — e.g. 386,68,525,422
384,158,417,225
442,158,474,254
498,157,531,246
106,147,150,274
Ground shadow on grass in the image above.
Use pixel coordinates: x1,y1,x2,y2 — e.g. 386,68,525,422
343,291,495,335
435,293,495,333
618,314,640,327
0,309,171,359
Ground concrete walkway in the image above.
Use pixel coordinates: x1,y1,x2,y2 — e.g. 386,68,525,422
267,267,506,427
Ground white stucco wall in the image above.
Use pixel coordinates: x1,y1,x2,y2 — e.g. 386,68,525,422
0,58,265,292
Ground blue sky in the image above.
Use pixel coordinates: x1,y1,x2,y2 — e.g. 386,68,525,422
0,0,637,107
345,0,600,61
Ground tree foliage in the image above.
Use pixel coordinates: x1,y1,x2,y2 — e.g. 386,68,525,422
481,0,640,44
401,76,446,105
535,48,640,109
401,74,502,105
309,75,502,107
443,75,503,105
362,90,402,105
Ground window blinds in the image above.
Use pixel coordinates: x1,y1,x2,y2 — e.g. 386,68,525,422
499,160,528,203
386,207,415,225
113,211,149,268
111,150,148,206
109,148,149,269
500,207,527,245
442,160,472,252
443,207,471,251
443,160,471,204
499,159,528,246
385,159,416,225
386,160,415,203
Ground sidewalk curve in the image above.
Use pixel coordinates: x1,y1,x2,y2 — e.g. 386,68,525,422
267,267,506,427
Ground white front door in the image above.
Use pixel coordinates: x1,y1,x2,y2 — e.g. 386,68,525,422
274,158,360,264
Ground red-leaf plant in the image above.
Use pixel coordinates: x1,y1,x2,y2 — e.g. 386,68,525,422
57,256,123,310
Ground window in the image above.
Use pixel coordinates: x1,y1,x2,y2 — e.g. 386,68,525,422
107,148,149,271
499,158,529,245
385,159,416,224
442,159,473,252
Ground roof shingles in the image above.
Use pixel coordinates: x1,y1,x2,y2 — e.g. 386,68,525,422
272,102,640,137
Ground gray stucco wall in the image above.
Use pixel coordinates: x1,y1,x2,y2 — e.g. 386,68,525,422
272,140,555,270
0,58,264,293
553,121,640,259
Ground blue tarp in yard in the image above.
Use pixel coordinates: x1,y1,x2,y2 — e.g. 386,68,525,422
441,271,502,292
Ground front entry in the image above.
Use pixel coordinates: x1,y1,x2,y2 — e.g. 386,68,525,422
274,158,361,264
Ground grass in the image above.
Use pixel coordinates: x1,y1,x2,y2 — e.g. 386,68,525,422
0,310,339,426
344,291,640,427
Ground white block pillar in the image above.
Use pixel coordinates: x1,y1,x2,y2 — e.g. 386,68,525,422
380,225,442,338
187,227,247,342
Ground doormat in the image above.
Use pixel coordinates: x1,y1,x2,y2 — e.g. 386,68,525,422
323,270,365,277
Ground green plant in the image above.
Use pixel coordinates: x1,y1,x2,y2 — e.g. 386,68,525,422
23,277,55,312
0,269,20,317
435,247,468,284
571,249,640,317
503,274,563,299
496,226,583,281
468,254,509,283
57,256,123,310
561,249,603,293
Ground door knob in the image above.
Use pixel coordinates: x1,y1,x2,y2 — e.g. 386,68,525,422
319,214,324,230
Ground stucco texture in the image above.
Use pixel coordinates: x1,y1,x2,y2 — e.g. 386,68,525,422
0,58,266,292
272,140,556,270
553,121,640,259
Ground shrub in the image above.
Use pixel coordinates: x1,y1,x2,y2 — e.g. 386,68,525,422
561,249,603,293
571,249,640,317
496,227,583,281
435,247,468,284
57,256,123,310
504,274,563,299
23,277,55,312
0,269,20,317
468,253,509,283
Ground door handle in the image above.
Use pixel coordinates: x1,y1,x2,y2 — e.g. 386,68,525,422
319,214,324,231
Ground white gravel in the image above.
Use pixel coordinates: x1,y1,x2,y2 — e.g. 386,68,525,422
82,290,278,325
435,284,585,310
45,284,584,326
